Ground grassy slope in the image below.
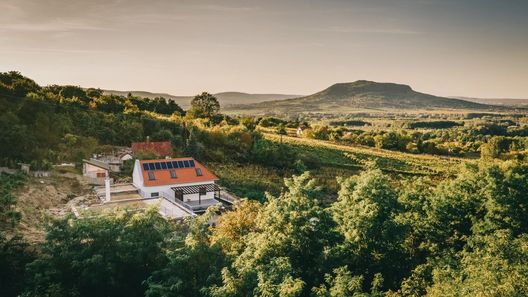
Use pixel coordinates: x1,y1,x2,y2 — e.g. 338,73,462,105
264,133,463,176
207,131,464,201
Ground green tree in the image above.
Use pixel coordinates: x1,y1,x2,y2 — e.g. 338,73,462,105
312,267,371,297
480,136,507,159
185,127,202,159
331,169,407,290
211,173,339,296
146,210,226,297
59,85,88,102
0,173,34,297
85,88,103,98
24,209,171,297
276,124,287,143
427,230,528,297
211,200,261,257
187,92,220,119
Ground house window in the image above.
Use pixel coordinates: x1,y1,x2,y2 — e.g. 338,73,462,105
96,172,106,178
151,192,159,198
170,170,177,179
199,186,206,196
195,168,203,176
148,171,155,180
175,189,183,201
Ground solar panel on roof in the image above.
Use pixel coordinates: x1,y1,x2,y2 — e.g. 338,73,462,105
148,163,155,170
172,161,179,168
189,160,195,167
154,162,162,170
142,163,149,170
183,160,190,168
167,161,174,169
177,160,184,168
161,162,168,169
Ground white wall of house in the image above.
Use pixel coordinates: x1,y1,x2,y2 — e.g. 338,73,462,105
132,160,144,188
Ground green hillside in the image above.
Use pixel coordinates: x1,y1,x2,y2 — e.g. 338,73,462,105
226,80,498,114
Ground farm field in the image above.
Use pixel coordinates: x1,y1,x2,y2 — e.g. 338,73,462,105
206,128,468,202
263,132,463,176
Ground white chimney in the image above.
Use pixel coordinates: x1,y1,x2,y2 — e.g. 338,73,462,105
104,172,111,202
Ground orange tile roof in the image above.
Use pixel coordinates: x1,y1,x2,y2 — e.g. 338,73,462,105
139,158,218,187
132,141,172,156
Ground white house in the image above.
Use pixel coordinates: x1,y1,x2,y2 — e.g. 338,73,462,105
296,127,307,137
132,157,220,213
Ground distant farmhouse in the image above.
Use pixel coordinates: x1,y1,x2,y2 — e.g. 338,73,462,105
132,138,172,158
98,152,133,173
132,158,221,214
296,126,306,137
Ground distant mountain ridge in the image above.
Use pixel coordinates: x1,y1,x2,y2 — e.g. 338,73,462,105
102,89,300,108
225,80,499,114
452,97,528,106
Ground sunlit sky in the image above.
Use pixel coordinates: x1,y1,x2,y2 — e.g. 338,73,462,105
1,0,527,98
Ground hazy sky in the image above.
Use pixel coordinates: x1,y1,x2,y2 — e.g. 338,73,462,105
1,0,527,98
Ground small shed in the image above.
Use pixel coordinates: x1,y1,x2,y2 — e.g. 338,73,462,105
82,159,113,185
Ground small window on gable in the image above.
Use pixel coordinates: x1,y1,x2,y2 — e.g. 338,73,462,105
170,170,177,179
148,171,155,180
195,168,203,176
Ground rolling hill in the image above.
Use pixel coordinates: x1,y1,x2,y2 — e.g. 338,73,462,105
225,80,498,115
102,89,299,109
452,97,528,107
213,92,301,105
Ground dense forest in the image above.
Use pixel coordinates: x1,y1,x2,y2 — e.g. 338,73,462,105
2,162,528,296
1,71,528,296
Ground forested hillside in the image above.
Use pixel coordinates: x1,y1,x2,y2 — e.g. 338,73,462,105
0,71,297,170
